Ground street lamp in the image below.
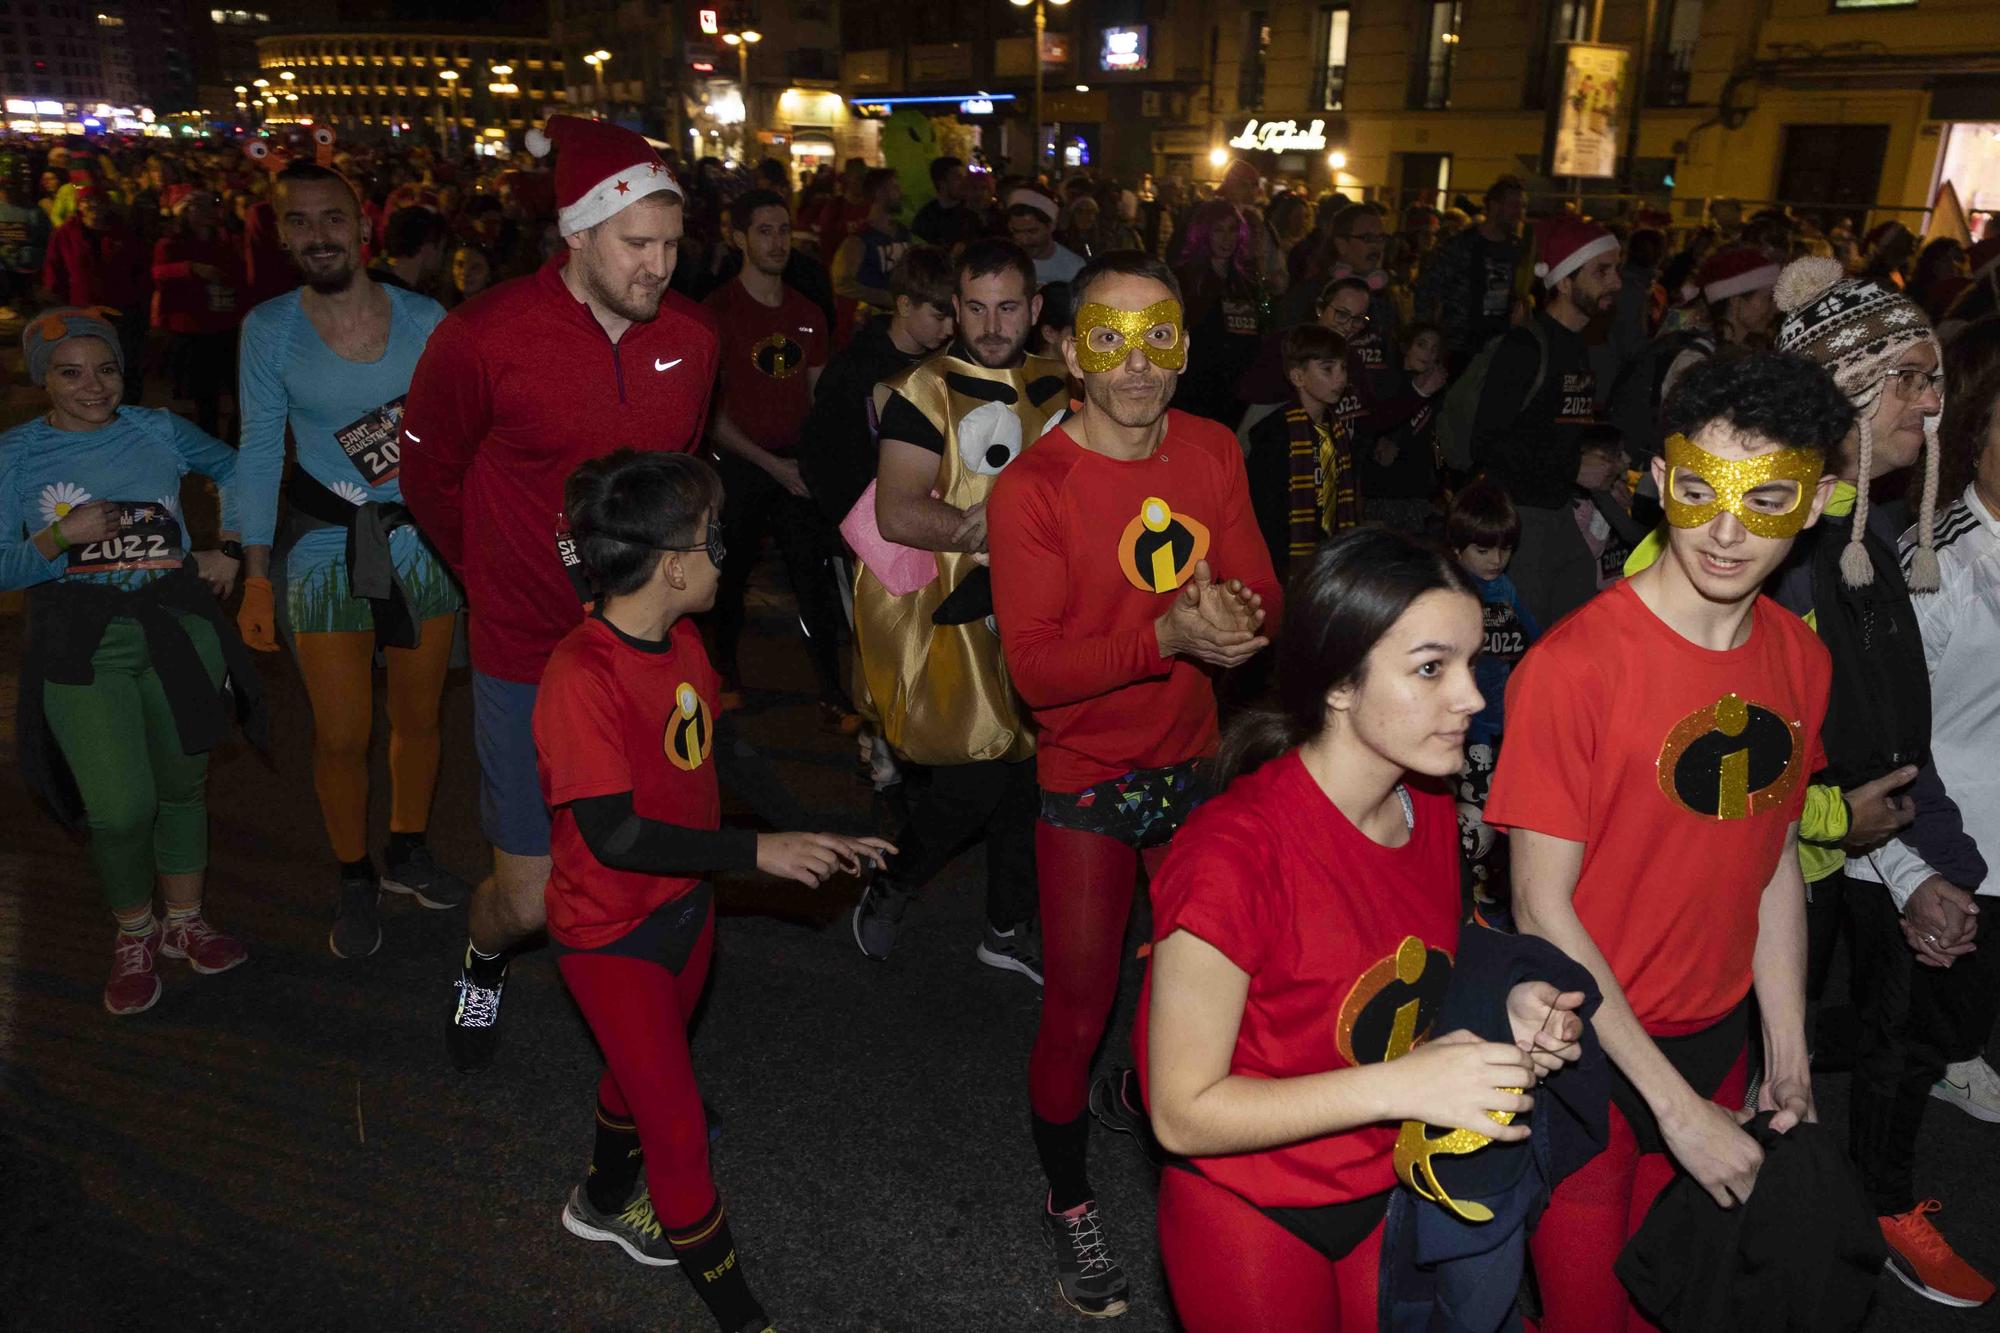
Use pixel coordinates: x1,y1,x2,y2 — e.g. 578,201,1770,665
721,30,762,162
583,49,610,118
1010,0,1070,175
439,67,460,144
490,62,518,137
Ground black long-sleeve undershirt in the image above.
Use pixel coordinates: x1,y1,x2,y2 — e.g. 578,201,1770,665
570,790,758,879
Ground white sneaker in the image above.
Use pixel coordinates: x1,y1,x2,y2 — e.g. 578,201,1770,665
1930,1056,2000,1124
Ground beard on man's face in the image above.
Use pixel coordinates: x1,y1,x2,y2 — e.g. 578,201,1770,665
297,242,356,293
584,259,666,324
967,326,1029,368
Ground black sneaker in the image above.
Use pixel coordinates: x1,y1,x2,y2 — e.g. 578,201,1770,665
976,920,1043,986
328,869,382,959
1041,1195,1130,1319
382,844,472,910
851,878,913,961
1089,1067,1162,1163
561,1184,678,1267
448,948,507,1072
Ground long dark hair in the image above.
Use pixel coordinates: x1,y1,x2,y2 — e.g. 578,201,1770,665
1940,316,2000,503
1211,530,1478,789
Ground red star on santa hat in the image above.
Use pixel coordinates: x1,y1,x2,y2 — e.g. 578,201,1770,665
647,162,663,176
614,179,631,195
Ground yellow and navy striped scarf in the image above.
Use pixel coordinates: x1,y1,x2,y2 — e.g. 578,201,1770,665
1288,401,1358,558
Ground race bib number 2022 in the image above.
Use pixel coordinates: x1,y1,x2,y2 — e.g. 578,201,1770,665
68,501,183,575
335,395,406,487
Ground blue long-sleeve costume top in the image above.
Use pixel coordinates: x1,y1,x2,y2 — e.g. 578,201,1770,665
235,284,457,633
0,406,238,593
1470,570,1540,746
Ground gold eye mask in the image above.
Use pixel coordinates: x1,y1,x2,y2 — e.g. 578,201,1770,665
1662,432,1825,540
1073,299,1187,373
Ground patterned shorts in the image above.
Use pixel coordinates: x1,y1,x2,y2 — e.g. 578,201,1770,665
1039,758,1211,850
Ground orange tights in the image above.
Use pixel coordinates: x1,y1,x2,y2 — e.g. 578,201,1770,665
292,614,456,863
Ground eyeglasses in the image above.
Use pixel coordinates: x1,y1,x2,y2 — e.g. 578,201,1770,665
1325,309,1371,329
662,519,726,566
1882,367,1944,401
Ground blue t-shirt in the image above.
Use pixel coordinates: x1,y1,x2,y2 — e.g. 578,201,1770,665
1469,570,1539,745
236,284,458,633
0,406,238,592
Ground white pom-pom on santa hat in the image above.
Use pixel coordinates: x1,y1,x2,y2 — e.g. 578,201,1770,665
525,125,551,158
1774,254,1844,315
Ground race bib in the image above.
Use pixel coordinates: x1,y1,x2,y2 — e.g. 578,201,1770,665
1222,297,1260,337
205,282,236,314
1482,259,1513,318
67,501,182,575
555,511,593,606
334,395,406,487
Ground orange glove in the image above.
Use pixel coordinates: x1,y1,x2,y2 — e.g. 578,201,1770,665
236,576,279,652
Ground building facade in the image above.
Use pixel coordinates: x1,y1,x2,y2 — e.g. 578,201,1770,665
255,26,567,146
0,0,197,120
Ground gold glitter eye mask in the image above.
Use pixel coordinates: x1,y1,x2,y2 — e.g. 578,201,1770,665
1662,432,1825,539
1073,299,1187,373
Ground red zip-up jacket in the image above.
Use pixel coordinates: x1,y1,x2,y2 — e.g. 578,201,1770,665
151,229,245,334
399,254,720,684
988,410,1283,792
41,217,150,311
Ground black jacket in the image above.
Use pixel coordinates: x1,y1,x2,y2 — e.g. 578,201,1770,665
797,319,926,531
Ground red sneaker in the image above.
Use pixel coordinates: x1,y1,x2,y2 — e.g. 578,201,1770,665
104,926,163,1016
1881,1200,1996,1307
160,913,248,975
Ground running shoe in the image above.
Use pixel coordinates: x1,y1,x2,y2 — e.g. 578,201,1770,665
448,952,508,1073
561,1184,678,1267
382,845,472,910
1880,1200,1996,1307
328,867,382,959
1089,1067,1162,1163
819,698,863,736
104,925,163,1016
1930,1056,2000,1125
977,920,1044,986
851,878,913,961
1041,1195,1130,1319
160,913,248,974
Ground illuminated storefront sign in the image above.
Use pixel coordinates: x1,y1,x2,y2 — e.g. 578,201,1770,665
1099,27,1148,73
1227,117,1329,153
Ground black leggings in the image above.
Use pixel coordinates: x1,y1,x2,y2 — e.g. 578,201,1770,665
712,451,848,703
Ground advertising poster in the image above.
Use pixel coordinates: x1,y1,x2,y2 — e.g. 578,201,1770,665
1551,43,1628,180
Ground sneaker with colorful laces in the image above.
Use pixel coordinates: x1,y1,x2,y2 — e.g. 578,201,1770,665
159,913,248,974
447,952,508,1072
561,1184,678,1267
1880,1199,1996,1308
1041,1195,1130,1319
1930,1056,2000,1125
381,845,472,910
104,925,163,1016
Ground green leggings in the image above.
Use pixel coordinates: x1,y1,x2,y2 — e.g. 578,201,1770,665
42,614,226,913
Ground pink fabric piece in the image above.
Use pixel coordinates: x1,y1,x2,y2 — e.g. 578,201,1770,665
841,479,938,596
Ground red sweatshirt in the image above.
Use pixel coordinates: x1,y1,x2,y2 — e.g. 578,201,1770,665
399,255,721,684
151,229,245,334
41,217,150,311
988,409,1283,792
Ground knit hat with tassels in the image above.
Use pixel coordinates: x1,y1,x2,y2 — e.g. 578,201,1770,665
1774,255,1943,592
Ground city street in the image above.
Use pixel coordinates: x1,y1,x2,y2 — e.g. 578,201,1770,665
1,554,1995,1330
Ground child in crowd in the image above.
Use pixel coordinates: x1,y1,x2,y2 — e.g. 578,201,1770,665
535,449,891,1333
1247,323,1354,583
1572,427,1649,590
1447,480,1538,902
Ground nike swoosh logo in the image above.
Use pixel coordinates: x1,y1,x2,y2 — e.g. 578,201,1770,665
655,358,682,372
403,429,421,443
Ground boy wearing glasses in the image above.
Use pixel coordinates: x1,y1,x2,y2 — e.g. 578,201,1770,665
1767,257,1993,1308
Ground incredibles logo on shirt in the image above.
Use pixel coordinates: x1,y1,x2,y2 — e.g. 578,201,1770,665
752,333,805,380
1335,934,1453,1066
1116,496,1211,594
665,682,714,772
1655,691,1804,821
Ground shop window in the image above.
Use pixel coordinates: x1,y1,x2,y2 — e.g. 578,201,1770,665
1646,0,1703,107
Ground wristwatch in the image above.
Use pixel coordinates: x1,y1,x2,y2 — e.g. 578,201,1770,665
218,540,244,561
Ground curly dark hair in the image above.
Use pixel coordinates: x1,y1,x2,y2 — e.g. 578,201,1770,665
1940,316,2000,501
1660,350,1855,456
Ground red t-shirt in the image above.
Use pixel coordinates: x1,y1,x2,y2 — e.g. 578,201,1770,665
1484,580,1831,1032
1135,752,1462,1208
703,279,828,453
533,616,721,950
987,410,1283,791
400,256,720,683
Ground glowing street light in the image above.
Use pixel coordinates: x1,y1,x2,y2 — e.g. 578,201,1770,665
719,30,761,157
252,77,269,88
583,48,611,115
1010,0,1070,172
1208,147,1229,168
279,70,295,82
1327,150,1347,170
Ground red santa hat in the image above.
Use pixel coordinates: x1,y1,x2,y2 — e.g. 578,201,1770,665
1695,246,1782,304
524,114,682,237
1534,217,1619,288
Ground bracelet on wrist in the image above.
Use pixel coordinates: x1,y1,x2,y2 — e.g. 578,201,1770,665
48,521,69,553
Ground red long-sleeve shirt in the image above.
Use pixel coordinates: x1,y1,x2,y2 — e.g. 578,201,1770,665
988,410,1283,792
41,217,150,311
151,230,245,334
399,254,720,684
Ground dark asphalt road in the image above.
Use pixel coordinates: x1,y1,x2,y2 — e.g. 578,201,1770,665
1,528,1997,1329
